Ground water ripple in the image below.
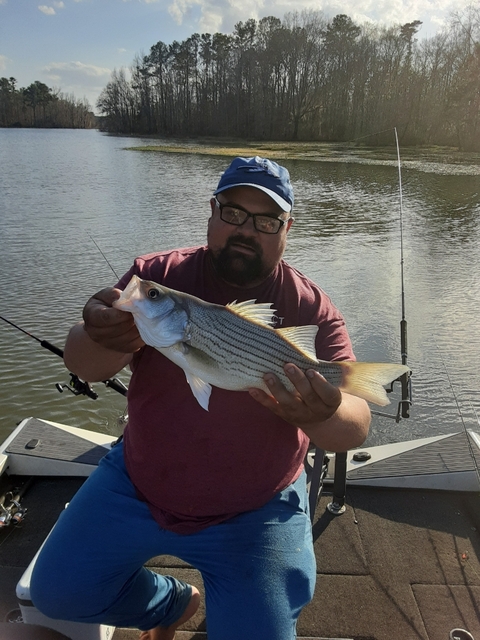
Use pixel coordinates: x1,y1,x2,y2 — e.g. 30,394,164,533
1,130,480,448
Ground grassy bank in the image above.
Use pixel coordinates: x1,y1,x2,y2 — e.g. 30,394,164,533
127,139,480,166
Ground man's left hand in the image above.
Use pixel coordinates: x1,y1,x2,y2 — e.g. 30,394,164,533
248,363,342,430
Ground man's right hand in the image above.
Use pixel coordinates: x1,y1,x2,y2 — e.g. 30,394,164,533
82,287,145,354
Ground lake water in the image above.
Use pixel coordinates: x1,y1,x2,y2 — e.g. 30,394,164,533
1,128,479,448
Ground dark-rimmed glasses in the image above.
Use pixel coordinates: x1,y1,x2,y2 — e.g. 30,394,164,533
214,197,292,235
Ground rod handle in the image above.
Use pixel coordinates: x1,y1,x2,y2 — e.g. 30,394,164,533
40,340,64,358
103,378,128,397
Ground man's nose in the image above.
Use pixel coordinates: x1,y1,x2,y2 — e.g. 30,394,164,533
241,214,258,234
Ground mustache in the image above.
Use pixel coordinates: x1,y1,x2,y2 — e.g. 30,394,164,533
225,234,263,255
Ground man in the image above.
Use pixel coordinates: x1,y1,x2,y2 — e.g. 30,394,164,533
31,157,370,640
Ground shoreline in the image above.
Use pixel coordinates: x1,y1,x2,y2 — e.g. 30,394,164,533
125,139,480,168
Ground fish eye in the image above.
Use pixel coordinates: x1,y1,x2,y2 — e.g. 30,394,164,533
147,288,160,299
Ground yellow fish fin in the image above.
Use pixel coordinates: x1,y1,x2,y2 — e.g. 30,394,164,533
337,361,410,406
226,300,276,327
275,325,319,360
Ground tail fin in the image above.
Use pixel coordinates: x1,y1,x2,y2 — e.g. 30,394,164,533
338,361,411,406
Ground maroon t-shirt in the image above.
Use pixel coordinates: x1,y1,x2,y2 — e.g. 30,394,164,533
117,246,355,534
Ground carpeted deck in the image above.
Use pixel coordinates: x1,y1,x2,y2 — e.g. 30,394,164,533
0,476,478,640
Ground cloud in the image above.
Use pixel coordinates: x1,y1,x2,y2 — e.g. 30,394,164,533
0,54,10,71
40,62,112,108
164,0,313,32
163,0,470,38
43,61,111,80
38,1,65,13
42,61,112,102
167,0,230,32
168,0,196,25
38,5,56,15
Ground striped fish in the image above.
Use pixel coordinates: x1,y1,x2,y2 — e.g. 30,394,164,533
114,275,410,411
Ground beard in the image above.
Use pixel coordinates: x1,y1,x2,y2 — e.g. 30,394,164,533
210,234,272,287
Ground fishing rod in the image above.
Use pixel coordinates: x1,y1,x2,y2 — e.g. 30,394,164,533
394,127,412,419
0,314,127,399
364,127,412,422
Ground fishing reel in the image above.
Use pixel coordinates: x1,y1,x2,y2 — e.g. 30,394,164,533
56,373,98,400
373,370,412,422
0,496,27,528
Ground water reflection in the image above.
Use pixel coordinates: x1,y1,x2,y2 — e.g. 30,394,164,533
290,161,402,241
405,174,480,245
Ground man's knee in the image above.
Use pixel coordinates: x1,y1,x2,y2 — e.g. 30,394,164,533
286,564,316,613
30,564,72,620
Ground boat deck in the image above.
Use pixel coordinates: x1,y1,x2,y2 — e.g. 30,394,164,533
0,473,478,640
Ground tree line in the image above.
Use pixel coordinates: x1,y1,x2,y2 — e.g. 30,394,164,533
0,78,96,129
97,8,480,149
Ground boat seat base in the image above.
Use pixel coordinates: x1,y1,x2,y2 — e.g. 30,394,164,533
15,519,115,640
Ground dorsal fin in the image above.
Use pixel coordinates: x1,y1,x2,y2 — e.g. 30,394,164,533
275,325,319,361
226,299,276,328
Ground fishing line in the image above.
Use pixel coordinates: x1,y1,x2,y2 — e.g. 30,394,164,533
471,403,480,429
345,127,400,144
435,342,480,485
89,234,120,280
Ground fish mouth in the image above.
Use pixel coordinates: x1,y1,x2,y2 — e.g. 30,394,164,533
114,275,142,311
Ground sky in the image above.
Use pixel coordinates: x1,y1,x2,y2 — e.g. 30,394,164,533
0,0,476,113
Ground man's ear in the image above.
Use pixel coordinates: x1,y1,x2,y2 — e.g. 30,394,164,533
209,197,216,216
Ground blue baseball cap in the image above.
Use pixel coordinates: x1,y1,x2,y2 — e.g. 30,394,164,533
214,156,294,212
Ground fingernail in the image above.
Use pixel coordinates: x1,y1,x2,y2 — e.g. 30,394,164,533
285,365,295,375
306,370,315,379
265,375,275,386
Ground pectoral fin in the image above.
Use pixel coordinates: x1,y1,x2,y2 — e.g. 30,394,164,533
184,371,212,411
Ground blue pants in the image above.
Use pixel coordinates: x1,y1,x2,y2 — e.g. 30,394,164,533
31,442,316,639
